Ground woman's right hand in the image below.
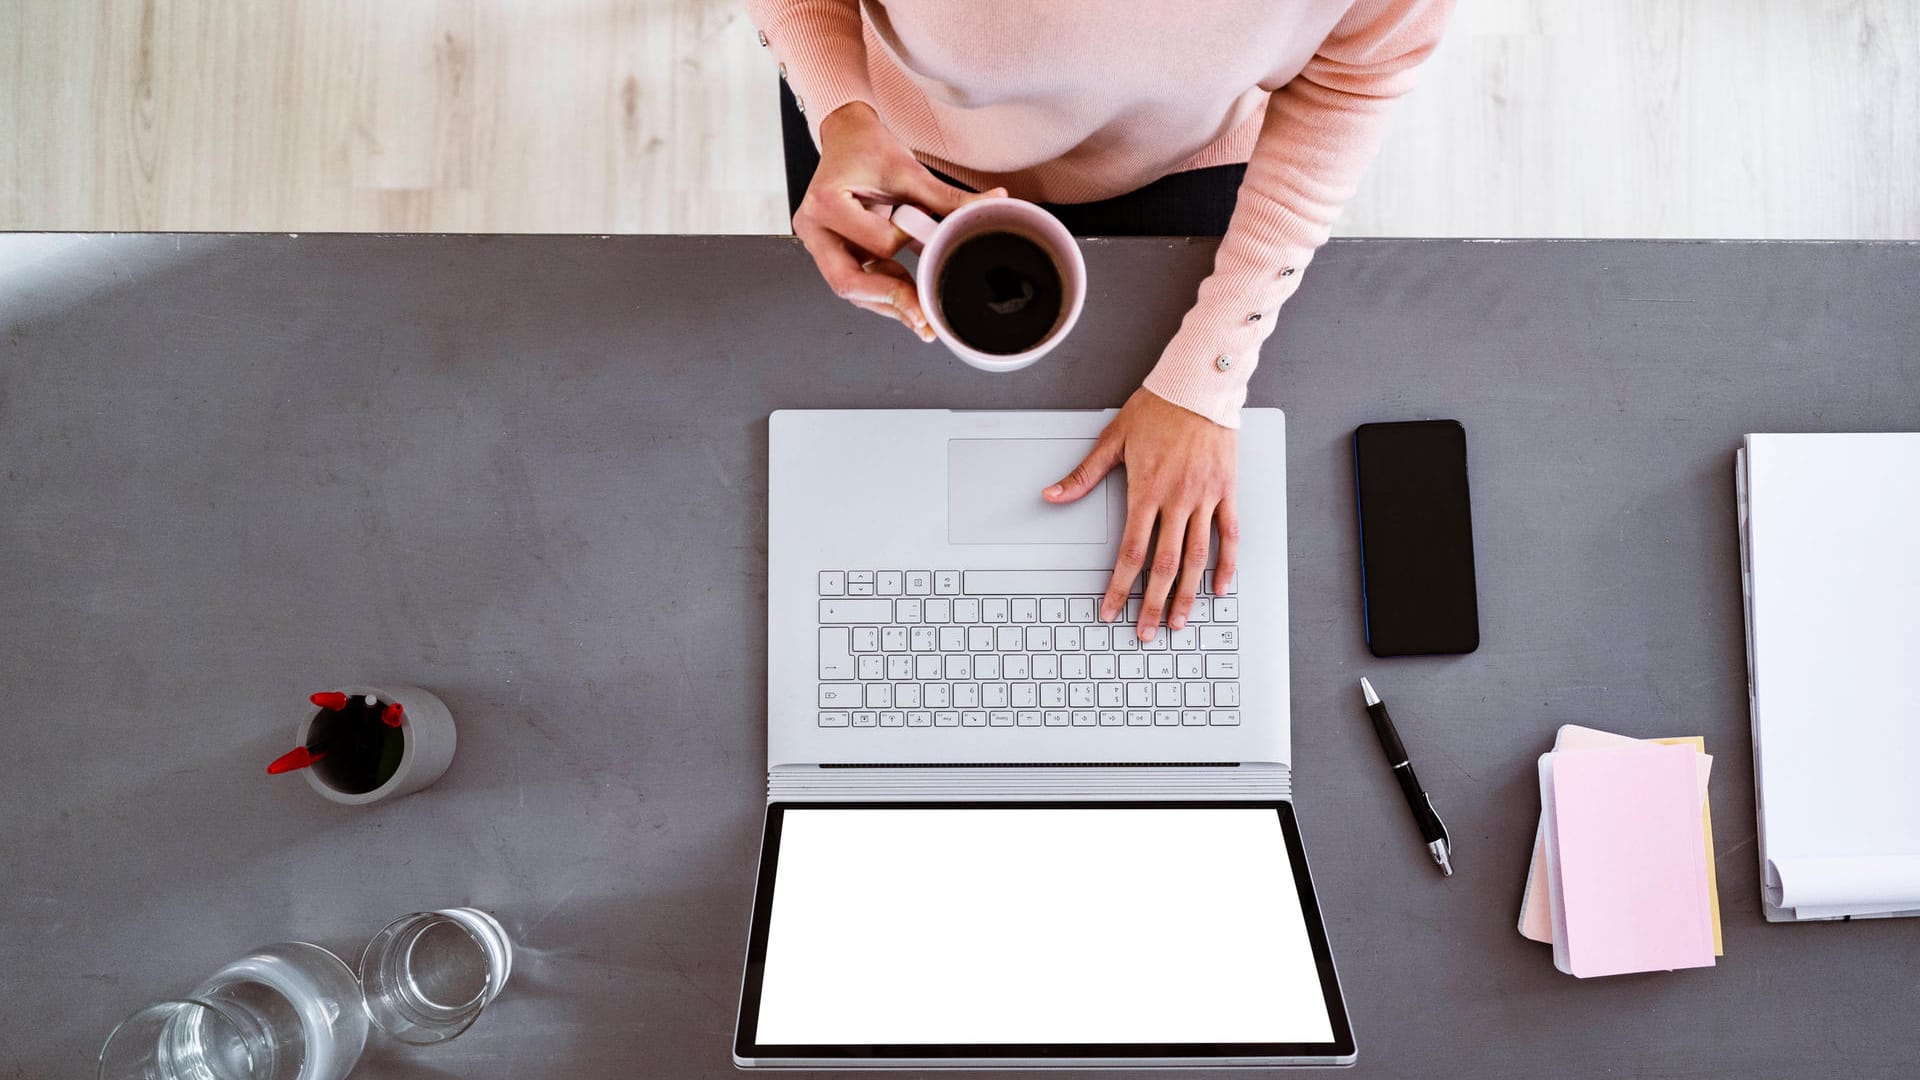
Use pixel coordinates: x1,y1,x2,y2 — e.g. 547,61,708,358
796,102,1005,340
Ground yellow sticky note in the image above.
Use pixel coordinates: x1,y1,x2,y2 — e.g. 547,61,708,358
1652,735,1723,955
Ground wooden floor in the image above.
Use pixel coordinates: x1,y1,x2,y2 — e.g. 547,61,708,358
1,0,1914,237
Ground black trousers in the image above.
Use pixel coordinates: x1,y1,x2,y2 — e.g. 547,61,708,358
780,83,1245,237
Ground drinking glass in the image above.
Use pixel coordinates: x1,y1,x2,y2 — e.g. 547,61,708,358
358,907,512,1045
100,942,367,1080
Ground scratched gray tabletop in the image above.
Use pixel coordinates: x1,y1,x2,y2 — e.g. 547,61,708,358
2,234,1917,1078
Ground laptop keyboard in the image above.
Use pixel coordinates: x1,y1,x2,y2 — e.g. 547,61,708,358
816,569,1240,730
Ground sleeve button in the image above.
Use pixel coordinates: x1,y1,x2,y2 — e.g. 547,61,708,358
757,30,768,47
794,94,805,113
777,62,787,80
1280,266,1296,277
1244,312,1262,323
1214,354,1233,372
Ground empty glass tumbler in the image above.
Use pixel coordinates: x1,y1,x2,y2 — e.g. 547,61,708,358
100,942,369,1080
357,907,513,1045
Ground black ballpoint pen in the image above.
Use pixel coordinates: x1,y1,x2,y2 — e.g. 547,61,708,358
1359,677,1453,876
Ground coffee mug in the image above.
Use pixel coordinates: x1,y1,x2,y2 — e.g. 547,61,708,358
888,197,1086,373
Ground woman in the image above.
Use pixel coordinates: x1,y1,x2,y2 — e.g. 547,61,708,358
749,0,1452,638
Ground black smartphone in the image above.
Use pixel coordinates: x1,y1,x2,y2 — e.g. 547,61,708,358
1352,419,1480,656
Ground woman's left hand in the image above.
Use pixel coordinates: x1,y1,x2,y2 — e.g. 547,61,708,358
1044,388,1239,640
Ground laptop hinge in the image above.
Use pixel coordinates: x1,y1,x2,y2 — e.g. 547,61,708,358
767,763,1290,801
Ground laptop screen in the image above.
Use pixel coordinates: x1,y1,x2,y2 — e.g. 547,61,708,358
736,802,1353,1064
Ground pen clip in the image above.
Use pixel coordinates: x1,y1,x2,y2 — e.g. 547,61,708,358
1424,792,1451,849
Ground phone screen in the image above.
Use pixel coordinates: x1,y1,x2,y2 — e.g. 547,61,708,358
1352,420,1480,656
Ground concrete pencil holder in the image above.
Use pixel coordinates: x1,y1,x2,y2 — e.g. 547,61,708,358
294,684,457,805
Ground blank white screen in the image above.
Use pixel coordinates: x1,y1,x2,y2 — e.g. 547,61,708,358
754,807,1335,1046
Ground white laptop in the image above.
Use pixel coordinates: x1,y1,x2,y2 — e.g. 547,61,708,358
735,409,1355,1069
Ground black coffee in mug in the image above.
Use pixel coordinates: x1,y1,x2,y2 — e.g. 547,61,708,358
935,230,1065,356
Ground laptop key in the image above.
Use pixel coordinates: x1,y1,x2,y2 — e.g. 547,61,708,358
1071,711,1096,726
819,684,860,708
905,571,931,595
934,571,960,595
907,711,932,727
1044,710,1069,726
1017,710,1042,726
1126,710,1152,726
1182,710,1208,726
1099,711,1123,726
961,711,987,727
988,711,1014,727
821,598,895,624
934,711,959,727
879,711,904,727
1199,626,1238,650
819,711,849,727
1214,682,1239,707
820,628,853,679
1211,710,1240,726
819,571,846,596
851,711,877,727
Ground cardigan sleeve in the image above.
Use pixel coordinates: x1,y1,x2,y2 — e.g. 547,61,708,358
746,0,877,144
1141,0,1454,428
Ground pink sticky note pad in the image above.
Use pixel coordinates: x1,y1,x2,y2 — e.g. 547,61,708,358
1547,744,1715,978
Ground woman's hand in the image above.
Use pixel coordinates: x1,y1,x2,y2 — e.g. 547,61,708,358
795,102,1005,340
1045,389,1239,640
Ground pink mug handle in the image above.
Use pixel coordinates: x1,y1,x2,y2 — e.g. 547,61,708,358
889,204,940,248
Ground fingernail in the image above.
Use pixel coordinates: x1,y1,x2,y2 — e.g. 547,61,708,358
1140,626,1156,642
1170,616,1185,631
1045,484,1063,497
1098,605,1112,622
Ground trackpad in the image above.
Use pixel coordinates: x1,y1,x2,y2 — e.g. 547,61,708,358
948,438,1110,545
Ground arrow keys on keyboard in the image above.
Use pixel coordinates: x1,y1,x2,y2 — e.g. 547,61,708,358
819,571,846,596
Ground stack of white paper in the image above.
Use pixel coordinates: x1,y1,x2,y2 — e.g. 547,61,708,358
1738,433,1920,921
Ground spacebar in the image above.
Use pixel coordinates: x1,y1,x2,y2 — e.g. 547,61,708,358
963,570,1138,596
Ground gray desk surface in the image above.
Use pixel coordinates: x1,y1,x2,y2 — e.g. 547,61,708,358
2,234,1917,1079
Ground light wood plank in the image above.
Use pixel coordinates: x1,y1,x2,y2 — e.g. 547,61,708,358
0,0,1912,237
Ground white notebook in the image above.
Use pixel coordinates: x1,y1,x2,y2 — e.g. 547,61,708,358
1737,433,1920,922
